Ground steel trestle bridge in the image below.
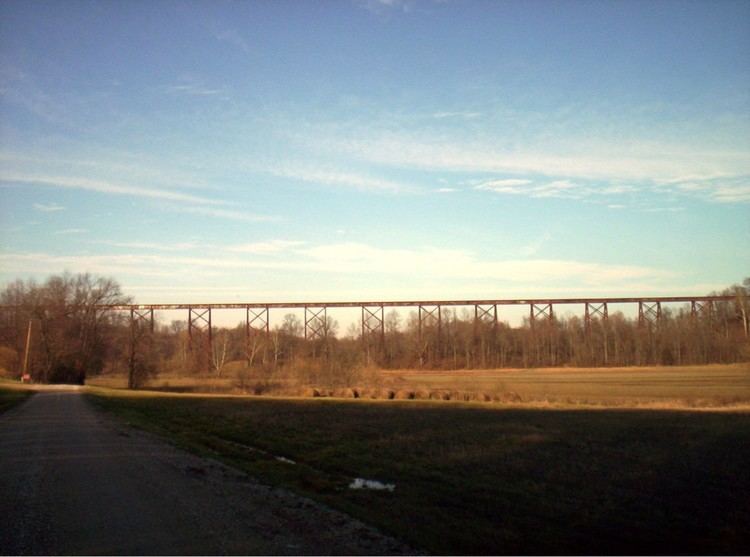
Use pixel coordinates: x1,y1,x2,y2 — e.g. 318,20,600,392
4,295,742,372
102,295,740,357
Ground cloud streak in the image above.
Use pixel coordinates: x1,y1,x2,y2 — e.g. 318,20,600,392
1,174,228,206
0,241,673,289
298,126,750,203
33,202,65,212
266,165,414,193
167,205,280,223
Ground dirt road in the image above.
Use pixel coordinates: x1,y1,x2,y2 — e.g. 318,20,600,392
0,388,413,555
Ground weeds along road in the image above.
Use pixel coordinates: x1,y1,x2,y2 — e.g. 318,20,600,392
0,388,412,555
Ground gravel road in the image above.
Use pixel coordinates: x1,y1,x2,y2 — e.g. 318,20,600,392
0,388,415,555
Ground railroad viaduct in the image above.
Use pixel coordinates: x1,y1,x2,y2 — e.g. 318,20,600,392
3,295,744,376
112,295,740,363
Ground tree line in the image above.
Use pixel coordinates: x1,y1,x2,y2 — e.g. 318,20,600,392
0,273,748,388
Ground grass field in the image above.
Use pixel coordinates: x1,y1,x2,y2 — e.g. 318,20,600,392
87,386,750,555
381,363,750,407
87,363,750,409
0,379,33,414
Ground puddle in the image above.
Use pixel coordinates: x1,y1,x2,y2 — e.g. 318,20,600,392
349,478,396,492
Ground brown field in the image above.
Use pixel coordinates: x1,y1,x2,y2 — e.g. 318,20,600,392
85,363,750,409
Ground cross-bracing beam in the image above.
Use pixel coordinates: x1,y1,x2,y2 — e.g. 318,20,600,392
129,307,154,387
474,304,498,327
304,307,327,341
188,307,212,367
585,302,608,334
361,305,385,345
638,301,661,328
691,300,713,321
245,306,269,364
530,303,553,325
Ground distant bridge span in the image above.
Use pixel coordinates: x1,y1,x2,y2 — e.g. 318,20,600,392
97,295,742,347
3,295,744,371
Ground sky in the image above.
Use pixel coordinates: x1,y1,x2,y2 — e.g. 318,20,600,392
1,0,749,323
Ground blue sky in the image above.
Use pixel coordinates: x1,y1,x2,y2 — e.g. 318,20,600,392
1,0,749,314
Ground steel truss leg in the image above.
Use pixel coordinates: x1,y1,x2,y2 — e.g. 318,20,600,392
474,304,497,340
690,300,713,321
474,304,498,327
638,301,661,328
246,307,270,335
584,302,608,334
361,305,385,347
530,303,553,326
246,306,270,363
188,307,213,368
304,307,327,341
129,308,154,387
418,305,441,365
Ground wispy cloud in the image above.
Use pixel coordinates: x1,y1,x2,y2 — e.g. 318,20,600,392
168,205,280,223
357,0,417,15
1,174,227,205
211,27,250,54
302,128,750,203
0,242,673,288
224,240,304,254
54,228,87,235
163,84,225,96
475,178,582,199
432,111,481,119
297,242,673,285
33,202,65,212
0,65,71,126
519,232,551,257
266,165,414,193
474,179,533,191
0,252,297,279
91,240,206,251
644,207,685,213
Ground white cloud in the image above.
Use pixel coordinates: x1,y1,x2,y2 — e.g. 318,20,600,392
267,165,414,193
528,180,578,198
33,202,65,212
297,242,672,285
224,240,304,254
357,0,416,14
643,207,685,213
432,111,481,119
475,178,583,199
2,174,227,205
91,241,206,251
708,183,750,203
519,232,551,257
54,228,87,235
0,252,298,279
163,84,225,96
436,187,457,193
212,28,250,54
0,242,673,288
475,178,532,193
304,129,750,203
169,205,280,223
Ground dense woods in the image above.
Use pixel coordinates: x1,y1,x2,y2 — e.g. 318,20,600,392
0,273,748,388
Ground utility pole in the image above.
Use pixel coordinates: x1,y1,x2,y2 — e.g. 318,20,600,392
21,319,33,382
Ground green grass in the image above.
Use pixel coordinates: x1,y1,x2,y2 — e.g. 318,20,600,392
86,389,750,555
0,382,33,414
